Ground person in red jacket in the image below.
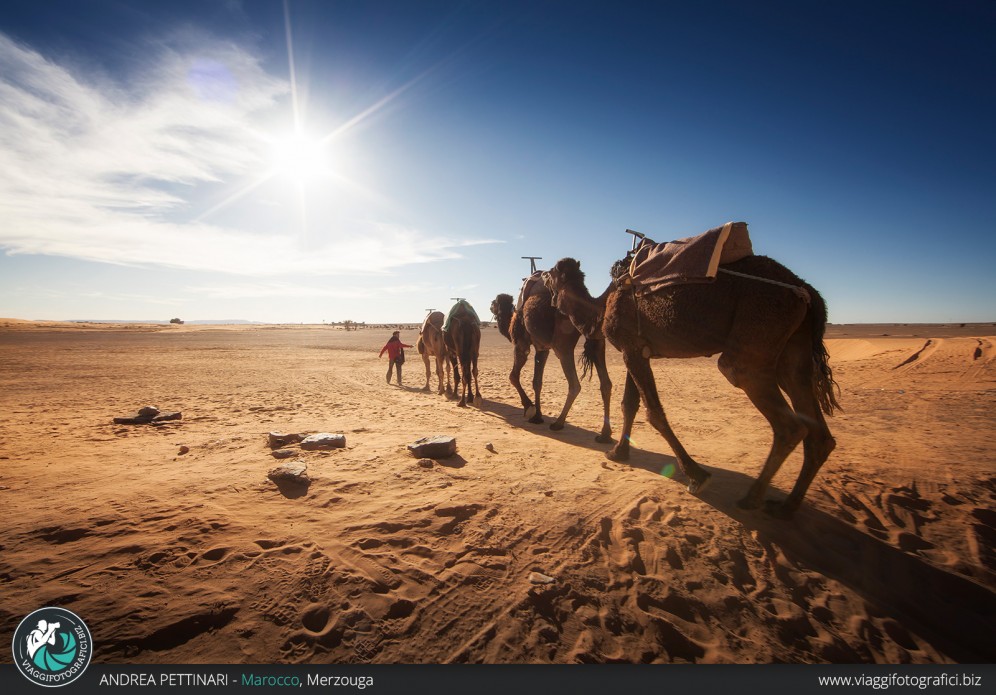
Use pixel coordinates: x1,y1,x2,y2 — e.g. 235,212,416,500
379,330,413,386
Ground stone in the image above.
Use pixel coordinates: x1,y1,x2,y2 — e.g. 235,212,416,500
272,449,299,459
416,458,434,468
114,406,181,426
113,414,154,425
407,436,457,459
300,433,346,450
528,571,555,585
267,462,309,484
177,445,190,455
268,431,305,449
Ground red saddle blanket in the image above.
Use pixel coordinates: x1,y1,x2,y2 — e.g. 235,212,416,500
627,221,753,296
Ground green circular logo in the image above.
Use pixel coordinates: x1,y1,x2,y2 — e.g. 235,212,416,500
12,607,92,687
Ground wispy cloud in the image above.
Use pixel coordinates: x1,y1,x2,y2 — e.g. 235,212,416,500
0,31,500,276
187,280,441,300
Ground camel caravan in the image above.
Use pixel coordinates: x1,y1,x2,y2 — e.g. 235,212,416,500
415,221,840,518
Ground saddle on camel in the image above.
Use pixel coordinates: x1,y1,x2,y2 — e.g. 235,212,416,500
542,222,839,519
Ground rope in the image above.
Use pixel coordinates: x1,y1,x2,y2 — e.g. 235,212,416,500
717,267,810,304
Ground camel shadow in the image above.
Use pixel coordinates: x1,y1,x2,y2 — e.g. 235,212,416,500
618,461,996,662
479,399,614,453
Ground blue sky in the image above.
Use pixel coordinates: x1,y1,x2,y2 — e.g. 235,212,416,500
1,0,993,324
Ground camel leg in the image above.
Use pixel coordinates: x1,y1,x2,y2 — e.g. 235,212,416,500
729,356,809,511
624,353,711,493
606,371,641,461
769,335,837,518
529,350,550,424
472,352,482,407
443,356,453,396
509,342,534,418
450,356,461,401
421,352,431,392
434,354,445,395
457,352,470,407
550,346,581,431
592,338,614,443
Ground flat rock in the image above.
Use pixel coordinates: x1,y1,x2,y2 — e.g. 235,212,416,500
114,407,181,426
271,449,299,459
113,413,155,425
268,431,305,449
300,433,346,450
407,436,457,459
267,462,309,484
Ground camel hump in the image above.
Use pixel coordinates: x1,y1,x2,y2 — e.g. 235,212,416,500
421,311,444,334
516,271,546,312
443,300,481,331
628,221,753,296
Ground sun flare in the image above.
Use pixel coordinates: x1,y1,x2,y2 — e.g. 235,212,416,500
269,130,330,183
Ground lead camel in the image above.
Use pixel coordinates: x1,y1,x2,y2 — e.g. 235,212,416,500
542,252,840,519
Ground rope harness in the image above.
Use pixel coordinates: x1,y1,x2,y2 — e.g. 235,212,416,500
717,267,811,304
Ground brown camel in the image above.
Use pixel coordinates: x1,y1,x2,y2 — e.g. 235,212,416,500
490,283,613,442
542,252,840,519
416,311,453,395
443,300,483,408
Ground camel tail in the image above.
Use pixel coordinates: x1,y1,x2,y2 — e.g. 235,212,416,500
807,285,842,416
580,337,599,380
417,336,425,355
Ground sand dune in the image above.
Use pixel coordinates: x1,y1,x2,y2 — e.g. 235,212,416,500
0,321,993,664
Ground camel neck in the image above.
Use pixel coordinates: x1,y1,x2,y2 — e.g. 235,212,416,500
561,280,608,339
496,308,513,341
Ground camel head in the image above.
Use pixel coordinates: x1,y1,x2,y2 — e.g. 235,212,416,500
490,293,514,321
490,293,515,341
543,258,606,339
541,258,584,310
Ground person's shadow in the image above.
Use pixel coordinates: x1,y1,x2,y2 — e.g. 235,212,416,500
613,451,996,663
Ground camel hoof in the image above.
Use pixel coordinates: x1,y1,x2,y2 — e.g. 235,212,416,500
549,421,564,432
605,447,629,462
473,395,483,408
528,415,544,425
524,405,536,420
421,385,430,392
687,473,712,496
736,496,762,511
595,433,615,444
457,401,467,408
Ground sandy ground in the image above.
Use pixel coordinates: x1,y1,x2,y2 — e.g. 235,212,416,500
0,319,993,664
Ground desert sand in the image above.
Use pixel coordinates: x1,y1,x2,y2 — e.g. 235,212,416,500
0,319,993,664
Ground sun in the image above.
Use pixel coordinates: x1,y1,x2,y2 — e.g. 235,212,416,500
269,130,330,184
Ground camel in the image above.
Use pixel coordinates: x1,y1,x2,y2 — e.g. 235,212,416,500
416,311,453,395
542,252,840,519
490,281,613,442
443,300,483,408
